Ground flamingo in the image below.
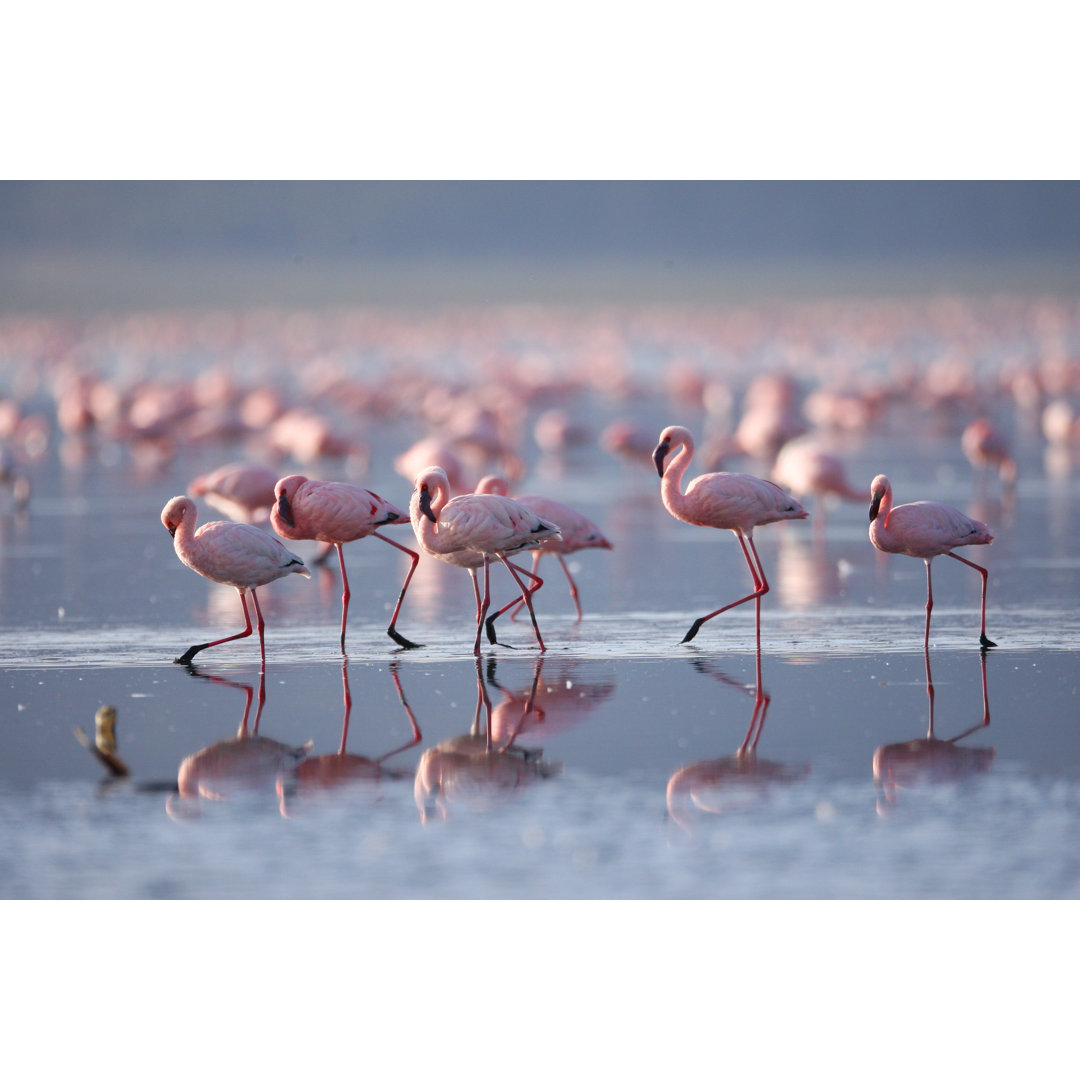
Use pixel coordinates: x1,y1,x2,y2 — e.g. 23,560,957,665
410,466,561,655
772,438,864,511
961,418,1017,492
653,424,809,645
474,475,612,622
270,474,421,652
188,462,279,523
161,495,310,665
868,473,995,650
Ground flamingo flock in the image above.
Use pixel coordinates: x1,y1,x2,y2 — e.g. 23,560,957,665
7,292,1062,664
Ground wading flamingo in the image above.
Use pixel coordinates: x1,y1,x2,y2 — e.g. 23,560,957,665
868,473,995,650
161,495,309,665
410,466,560,655
270,474,421,651
474,475,612,623
653,425,809,645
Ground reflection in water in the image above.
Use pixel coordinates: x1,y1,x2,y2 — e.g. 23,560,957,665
278,660,422,813
872,649,995,813
488,655,615,745
775,531,850,610
666,648,809,830
414,658,561,823
167,667,311,818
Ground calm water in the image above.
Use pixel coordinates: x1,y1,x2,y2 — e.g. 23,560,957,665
2,304,1079,898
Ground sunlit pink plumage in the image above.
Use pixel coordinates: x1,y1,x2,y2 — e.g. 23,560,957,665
653,425,809,645
161,494,309,665
868,473,995,649
270,474,420,652
474,475,611,622
409,466,561,654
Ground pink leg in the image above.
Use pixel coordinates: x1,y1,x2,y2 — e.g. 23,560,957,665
250,587,268,666
557,553,583,622
376,532,423,649
681,531,769,644
176,587,256,665
474,557,492,655
923,558,934,652
488,555,546,651
947,551,996,649
486,558,544,645
336,542,350,653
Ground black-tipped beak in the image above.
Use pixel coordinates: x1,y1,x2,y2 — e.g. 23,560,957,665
167,523,177,538
653,439,670,477
419,486,436,523
869,492,882,521
276,491,295,528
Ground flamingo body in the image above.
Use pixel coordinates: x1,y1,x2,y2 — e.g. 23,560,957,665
868,473,995,648
772,439,863,503
270,474,420,651
653,425,808,645
161,495,309,664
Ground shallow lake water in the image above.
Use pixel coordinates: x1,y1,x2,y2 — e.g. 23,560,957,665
2,300,1079,899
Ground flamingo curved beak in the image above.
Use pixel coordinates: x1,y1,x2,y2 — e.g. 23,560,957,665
276,491,295,528
652,438,670,477
869,491,883,521
418,485,437,523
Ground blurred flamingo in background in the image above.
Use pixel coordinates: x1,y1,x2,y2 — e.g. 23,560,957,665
653,424,809,646
270,474,421,651
161,495,309,665
188,461,279,523
771,437,863,530
868,473,995,650
961,418,1017,493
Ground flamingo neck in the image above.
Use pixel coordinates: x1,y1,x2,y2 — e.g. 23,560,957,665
661,438,695,513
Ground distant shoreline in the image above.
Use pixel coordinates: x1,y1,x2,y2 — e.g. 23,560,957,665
2,251,1078,315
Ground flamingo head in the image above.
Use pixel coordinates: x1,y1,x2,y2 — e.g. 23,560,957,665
273,474,307,528
161,495,194,538
868,474,890,521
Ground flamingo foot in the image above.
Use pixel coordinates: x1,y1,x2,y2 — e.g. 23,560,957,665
980,633,997,650
681,619,705,644
484,617,502,645
387,627,424,650
175,645,203,665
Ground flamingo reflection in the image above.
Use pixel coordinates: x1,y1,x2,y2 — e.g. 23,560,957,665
487,655,615,746
666,648,809,830
414,658,561,823
278,660,422,813
872,649,994,813
167,666,311,818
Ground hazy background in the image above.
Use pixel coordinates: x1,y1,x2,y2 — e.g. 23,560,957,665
3,180,1080,310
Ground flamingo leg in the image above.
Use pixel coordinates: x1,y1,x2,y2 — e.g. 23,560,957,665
176,587,256,665
923,559,934,652
507,551,541,622
338,658,352,754
681,531,769,644
488,555,546,651
335,543,351,653
375,532,424,649
485,559,544,645
557,553,583,622
947,551,996,649
474,556,493,655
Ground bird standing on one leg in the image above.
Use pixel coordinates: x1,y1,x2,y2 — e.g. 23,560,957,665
868,473,995,650
652,425,809,646
161,495,309,665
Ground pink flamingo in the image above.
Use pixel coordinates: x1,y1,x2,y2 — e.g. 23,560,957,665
162,495,310,665
653,424,809,645
961,418,1017,492
410,465,561,655
868,473,995,650
188,461,279,523
772,438,864,507
474,475,612,622
270,474,421,652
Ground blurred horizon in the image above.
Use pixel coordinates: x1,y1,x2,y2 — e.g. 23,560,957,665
3,181,1080,310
